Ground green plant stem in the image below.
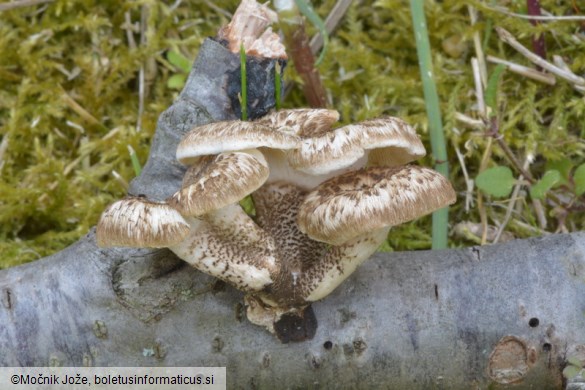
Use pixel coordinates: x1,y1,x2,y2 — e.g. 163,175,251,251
410,0,450,249
127,145,142,177
275,62,282,110
240,44,247,121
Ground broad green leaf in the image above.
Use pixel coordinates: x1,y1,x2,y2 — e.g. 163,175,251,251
546,158,573,186
563,365,581,379
530,170,561,200
167,50,192,73
475,166,515,198
574,163,585,197
239,195,255,217
167,74,186,90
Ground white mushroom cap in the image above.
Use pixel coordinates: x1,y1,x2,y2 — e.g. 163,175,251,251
176,121,299,165
96,197,190,248
297,165,456,245
168,149,269,216
254,108,340,136
287,117,426,176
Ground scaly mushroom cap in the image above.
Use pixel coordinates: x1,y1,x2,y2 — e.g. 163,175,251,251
176,120,299,165
287,117,426,175
255,108,340,137
96,197,190,248
297,165,456,245
168,149,269,216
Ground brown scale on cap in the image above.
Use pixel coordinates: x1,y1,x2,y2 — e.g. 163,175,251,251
297,165,457,246
168,149,269,217
254,108,340,137
287,116,426,175
176,121,299,165
96,197,190,248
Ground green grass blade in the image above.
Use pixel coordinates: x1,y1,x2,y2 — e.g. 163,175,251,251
240,44,248,121
275,62,282,110
127,145,142,177
410,0,450,249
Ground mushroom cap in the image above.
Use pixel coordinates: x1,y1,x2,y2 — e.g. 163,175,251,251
168,149,269,216
287,117,426,175
297,165,456,245
96,197,190,248
254,108,340,136
176,120,299,165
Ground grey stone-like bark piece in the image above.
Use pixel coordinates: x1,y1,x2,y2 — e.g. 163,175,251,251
0,35,584,390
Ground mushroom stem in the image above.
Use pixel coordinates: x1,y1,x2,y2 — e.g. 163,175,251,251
168,204,280,292
252,181,328,306
303,227,390,302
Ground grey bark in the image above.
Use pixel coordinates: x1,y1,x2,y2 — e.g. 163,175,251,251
1,38,584,390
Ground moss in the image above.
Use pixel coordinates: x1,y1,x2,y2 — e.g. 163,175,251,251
1,0,584,268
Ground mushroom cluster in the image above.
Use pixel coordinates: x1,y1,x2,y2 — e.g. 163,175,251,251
97,109,456,338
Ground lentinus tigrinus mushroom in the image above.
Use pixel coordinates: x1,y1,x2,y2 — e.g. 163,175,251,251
96,108,456,341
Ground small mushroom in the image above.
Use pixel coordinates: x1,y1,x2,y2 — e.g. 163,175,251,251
295,165,457,301
176,120,299,165
287,116,426,175
96,197,190,248
297,165,457,245
168,149,269,216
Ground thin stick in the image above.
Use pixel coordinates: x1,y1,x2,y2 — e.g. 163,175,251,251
136,5,148,133
0,0,53,12
309,0,352,54
454,112,485,129
112,170,129,191
485,6,585,21
454,144,474,212
123,12,137,50
472,52,490,245
204,0,232,18
495,137,534,181
496,27,585,86
526,0,547,68
0,135,9,172
471,58,486,117
493,158,531,243
60,88,108,131
487,55,556,85
468,6,487,87
276,1,327,107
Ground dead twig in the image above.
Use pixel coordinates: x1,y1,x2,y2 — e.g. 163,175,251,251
496,27,585,87
309,0,352,54
485,6,585,21
487,55,556,85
